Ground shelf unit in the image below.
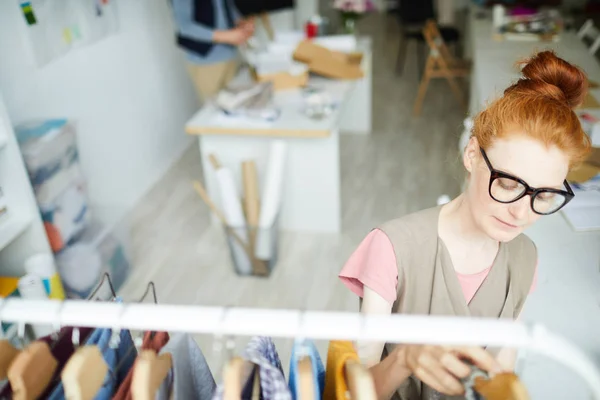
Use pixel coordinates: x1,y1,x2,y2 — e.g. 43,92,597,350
0,91,52,296
0,216,33,253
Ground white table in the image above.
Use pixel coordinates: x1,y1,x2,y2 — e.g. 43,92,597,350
186,40,372,233
468,9,600,398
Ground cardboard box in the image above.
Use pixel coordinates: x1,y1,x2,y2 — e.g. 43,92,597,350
568,147,600,183
251,67,309,91
292,40,364,80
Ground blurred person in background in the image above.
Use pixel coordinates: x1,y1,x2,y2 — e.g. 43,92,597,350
172,0,254,100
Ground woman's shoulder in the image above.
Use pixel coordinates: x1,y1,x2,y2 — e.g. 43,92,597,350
378,206,441,244
505,233,537,260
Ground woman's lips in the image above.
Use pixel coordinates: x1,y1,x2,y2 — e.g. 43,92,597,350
495,217,518,229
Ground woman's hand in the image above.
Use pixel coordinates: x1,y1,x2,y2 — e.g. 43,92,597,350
213,27,252,45
238,18,255,35
401,344,501,395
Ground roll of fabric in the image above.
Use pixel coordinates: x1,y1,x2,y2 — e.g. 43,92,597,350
215,166,252,275
437,0,455,26
255,140,287,261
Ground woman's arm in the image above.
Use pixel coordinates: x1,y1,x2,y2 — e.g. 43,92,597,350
173,0,249,44
359,287,412,400
359,288,501,400
356,286,392,366
173,0,215,42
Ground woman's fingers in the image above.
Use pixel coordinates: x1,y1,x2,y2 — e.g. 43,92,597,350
456,346,502,373
439,351,472,378
412,347,465,395
414,363,464,395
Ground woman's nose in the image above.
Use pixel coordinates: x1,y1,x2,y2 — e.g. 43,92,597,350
508,195,530,221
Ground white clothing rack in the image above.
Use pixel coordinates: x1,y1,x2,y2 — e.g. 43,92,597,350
2,298,600,398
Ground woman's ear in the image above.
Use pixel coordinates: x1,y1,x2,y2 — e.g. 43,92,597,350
463,136,479,173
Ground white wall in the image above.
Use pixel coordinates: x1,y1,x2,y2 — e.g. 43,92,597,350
0,0,198,211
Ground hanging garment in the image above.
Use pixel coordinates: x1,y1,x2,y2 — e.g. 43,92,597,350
47,328,137,400
0,326,94,399
376,206,537,400
212,336,291,400
322,341,360,400
112,331,169,400
288,339,325,400
154,333,216,400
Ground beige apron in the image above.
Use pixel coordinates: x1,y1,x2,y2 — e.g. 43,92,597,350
377,206,537,400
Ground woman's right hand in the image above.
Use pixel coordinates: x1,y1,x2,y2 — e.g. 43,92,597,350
400,344,501,395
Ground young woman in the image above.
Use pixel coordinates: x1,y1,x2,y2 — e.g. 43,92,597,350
339,50,591,400
172,0,254,100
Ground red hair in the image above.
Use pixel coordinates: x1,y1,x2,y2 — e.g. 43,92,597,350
473,50,591,167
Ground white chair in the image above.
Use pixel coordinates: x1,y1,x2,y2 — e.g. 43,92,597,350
577,19,600,55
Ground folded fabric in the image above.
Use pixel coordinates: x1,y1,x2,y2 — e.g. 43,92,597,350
288,339,325,400
155,333,216,400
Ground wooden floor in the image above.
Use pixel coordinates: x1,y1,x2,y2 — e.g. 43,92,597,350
117,13,467,376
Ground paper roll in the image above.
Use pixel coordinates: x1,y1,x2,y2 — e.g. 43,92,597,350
215,167,252,275
18,274,53,338
242,161,260,227
255,140,287,260
493,5,505,29
437,0,455,26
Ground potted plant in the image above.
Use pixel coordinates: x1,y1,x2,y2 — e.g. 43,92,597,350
333,0,376,34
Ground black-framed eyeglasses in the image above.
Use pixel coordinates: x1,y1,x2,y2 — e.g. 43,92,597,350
479,147,574,215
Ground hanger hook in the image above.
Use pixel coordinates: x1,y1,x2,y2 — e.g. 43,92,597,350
138,281,158,304
0,299,8,340
17,321,26,348
87,272,117,301
295,308,310,358
51,301,66,342
71,327,81,349
110,303,127,349
214,305,234,374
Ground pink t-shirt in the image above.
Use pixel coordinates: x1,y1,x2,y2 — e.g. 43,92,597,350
339,229,538,305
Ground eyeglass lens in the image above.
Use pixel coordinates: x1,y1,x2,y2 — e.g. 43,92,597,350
491,177,567,214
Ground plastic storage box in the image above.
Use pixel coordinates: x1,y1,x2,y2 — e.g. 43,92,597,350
55,218,130,299
14,119,89,252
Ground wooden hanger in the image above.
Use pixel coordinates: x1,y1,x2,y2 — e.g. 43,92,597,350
344,359,376,400
131,350,173,400
250,364,261,400
0,340,20,379
223,356,246,400
474,372,530,400
61,346,108,400
8,341,58,400
298,356,315,400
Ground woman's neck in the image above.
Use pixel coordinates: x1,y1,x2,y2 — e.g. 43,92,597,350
441,194,498,248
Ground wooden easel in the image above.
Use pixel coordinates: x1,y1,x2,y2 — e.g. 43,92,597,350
412,19,471,116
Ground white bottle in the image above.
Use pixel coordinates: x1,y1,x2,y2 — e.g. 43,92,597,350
493,4,506,30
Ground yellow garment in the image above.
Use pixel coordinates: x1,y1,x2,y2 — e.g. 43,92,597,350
323,340,360,400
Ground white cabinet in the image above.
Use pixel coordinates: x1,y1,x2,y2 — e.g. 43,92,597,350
0,92,51,276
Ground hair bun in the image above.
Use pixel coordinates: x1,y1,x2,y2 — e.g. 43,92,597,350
513,50,588,109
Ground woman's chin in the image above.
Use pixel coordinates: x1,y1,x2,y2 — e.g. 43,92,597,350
483,218,525,242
